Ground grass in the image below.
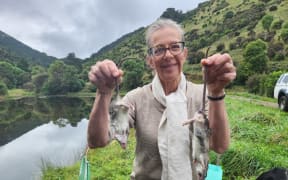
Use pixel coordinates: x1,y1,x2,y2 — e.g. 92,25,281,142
42,93,288,180
42,131,136,180
0,89,35,101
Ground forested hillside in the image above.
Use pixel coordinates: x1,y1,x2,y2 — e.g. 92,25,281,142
0,31,55,66
0,0,288,97
83,0,288,97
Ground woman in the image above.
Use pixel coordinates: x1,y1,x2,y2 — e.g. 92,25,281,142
87,18,236,180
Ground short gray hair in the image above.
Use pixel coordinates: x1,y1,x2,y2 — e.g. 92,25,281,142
145,18,185,48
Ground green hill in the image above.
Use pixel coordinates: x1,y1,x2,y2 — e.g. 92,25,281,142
0,30,55,67
1,0,288,96
83,0,288,84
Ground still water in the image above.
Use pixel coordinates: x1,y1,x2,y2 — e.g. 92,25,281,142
0,96,94,180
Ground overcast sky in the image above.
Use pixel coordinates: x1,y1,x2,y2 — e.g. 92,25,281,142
0,0,206,59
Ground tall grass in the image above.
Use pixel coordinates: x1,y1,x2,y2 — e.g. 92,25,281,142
42,95,288,179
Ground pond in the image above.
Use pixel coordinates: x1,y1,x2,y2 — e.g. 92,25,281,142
0,96,94,180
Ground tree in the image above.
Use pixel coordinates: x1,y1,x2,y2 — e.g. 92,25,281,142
32,73,48,94
242,39,268,77
261,15,274,32
160,8,184,23
0,81,8,95
0,61,16,88
0,61,30,88
280,28,288,43
122,59,145,91
44,61,84,95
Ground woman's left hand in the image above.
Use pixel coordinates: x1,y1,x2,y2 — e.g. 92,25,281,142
201,53,236,95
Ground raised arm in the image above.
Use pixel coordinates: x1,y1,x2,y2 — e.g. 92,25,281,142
201,53,236,154
87,60,123,148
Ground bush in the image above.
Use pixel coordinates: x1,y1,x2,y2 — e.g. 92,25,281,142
267,42,284,59
216,43,225,52
271,20,283,30
269,5,277,11
224,11,234,19
22,82,35,91
0,81,8,96
280,29,288,43
246,74,264,94
229,42,237,50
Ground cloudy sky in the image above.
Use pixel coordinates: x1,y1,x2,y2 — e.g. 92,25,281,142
0,0,206,59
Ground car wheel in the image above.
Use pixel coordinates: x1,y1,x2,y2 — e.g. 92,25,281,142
279,95,288,112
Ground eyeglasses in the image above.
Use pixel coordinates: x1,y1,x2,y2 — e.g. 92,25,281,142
148,42,185,57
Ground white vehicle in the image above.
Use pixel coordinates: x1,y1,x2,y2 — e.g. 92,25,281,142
274,73,288,111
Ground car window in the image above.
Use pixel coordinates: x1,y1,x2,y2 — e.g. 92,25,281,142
282,75,288,83
277,75,284,83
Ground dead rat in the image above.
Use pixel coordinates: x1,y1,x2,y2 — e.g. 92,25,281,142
183,47,211,180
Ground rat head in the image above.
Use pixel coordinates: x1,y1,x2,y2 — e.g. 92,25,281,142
115,129,129,149
194,160,209,180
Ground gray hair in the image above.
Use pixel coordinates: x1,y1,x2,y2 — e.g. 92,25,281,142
145,18,185,48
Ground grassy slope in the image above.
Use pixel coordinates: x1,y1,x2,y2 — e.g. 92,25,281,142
42,94,288,180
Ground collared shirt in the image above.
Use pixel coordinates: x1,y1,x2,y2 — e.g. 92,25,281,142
121,81,207,180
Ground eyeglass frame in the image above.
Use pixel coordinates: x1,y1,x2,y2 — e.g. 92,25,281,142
147,41,185,57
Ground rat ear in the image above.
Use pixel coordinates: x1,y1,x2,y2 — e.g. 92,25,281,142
120,105,129,112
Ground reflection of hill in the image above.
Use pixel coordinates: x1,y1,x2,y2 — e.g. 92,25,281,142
0,97,93,146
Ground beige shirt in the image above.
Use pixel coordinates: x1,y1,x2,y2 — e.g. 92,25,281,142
122,81,206,180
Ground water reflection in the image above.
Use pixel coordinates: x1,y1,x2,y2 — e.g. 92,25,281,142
0,97,94,180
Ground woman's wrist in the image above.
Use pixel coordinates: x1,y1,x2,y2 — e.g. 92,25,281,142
207,90,226,101
96,89,113,96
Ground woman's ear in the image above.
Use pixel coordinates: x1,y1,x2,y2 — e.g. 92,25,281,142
183,47,188,61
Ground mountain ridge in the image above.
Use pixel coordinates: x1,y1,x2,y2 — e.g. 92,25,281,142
0,30,55,66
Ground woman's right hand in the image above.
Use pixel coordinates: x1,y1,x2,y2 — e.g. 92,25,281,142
88,59,123,93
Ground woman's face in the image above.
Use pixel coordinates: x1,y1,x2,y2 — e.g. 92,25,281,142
147,27,187,83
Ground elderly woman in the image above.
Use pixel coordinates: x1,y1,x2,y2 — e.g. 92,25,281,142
87,18,236,180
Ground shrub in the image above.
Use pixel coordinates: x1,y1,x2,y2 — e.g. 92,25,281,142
280,29,288,43
271,20,283,30
224,11,234,19
269,5,277,11
216,43,225,52
246,74,264,94
0,81,8,96
267,42,284,59
229,42,237,50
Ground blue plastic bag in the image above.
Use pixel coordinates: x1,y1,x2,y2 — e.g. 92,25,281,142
205,164,223,180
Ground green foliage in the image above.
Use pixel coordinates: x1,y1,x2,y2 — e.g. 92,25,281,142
61,52,83,72
261,15,274,32
267,42,284,60
261,71,283,97
160,8,184,23
216,43,225,52
44,61,84,95
280,28,288,43
246,74,264,94
122,59,145,91
271,19,283,30
245,71,283,97
243,39,268,75
187,50,205,64
0,80,8,95
32,73,48,94
283,22,288,29
0,31,55,66
31,65,46,76
224,11,234,19
0,61,30,89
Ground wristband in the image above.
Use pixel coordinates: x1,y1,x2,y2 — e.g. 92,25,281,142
207,93,226,101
